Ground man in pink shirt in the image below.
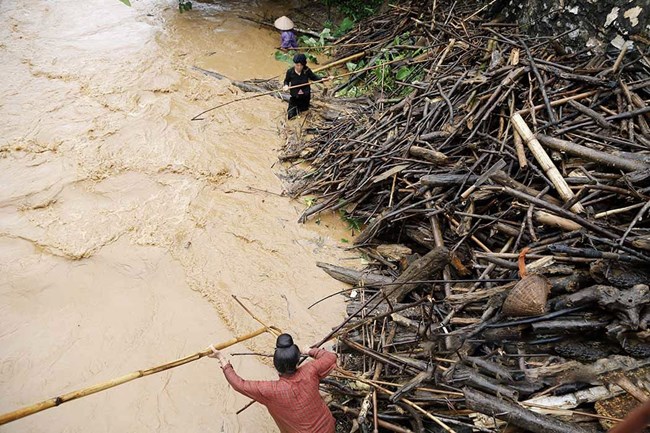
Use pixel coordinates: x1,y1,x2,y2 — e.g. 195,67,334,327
209,333,337,433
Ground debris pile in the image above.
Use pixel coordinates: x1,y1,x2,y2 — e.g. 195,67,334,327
281,1,650,431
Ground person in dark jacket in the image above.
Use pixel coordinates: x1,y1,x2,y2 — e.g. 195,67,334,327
282,53,328,119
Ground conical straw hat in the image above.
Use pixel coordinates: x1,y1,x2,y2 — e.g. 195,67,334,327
274,16,294,31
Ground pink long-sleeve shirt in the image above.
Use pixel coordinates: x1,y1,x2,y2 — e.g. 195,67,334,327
222,348,337,433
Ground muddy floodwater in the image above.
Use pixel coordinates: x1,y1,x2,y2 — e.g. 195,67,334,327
0,1,352,431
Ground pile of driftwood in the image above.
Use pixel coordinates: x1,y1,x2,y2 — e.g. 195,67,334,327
280,1,650,432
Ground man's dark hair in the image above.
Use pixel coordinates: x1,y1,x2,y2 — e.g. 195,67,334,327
293,53,307,66
273,333,300,375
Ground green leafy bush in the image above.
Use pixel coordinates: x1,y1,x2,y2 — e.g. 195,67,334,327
323,0,383,21
178,0,192,13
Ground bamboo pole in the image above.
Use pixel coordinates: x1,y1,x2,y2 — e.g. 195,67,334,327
231,294,281,337
510,94,528,169
594,202,646,219
191,50,432,120
511,113,585,213
534,210,582,231
312,51,367,74
500,186,629,245
516,90,597,115
0,326,270,426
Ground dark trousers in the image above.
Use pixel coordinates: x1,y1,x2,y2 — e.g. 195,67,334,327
288,94,311,119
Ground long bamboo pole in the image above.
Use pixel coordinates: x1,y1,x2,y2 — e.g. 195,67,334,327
232,294,281,337
312,51,367,74
191,51,431,120
0,326,270,426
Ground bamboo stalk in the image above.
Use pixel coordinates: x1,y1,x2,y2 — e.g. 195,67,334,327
512,113,528,169
594,202,646,219
232,294,282,337
0,327,270,426
511,113,585,213
430,38,455,75
192,52,431,120
612,42,629,74
516,90,598,115
312,51,367,73
499,186,630,245
534,210,582,231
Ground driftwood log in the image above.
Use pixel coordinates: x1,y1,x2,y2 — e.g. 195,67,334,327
464,387,590,433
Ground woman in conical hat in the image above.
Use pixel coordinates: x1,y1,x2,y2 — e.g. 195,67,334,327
275,15,298,50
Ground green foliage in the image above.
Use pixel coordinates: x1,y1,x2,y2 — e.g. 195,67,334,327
340,86,363,97
275,51,293,63
297,27,333,54
333,17,355,37
373,59,395,90
312,17,355,47
318,28,333,45
395,66,413,81
118,0,131,6
339,209,362,235
345,59,365,72
393,31,411,46
298,17,356,59
323,0,383,21
351,33,426,95
300,36,321,49
178,0,192,13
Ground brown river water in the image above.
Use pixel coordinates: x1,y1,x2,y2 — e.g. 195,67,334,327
0,1,353,431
